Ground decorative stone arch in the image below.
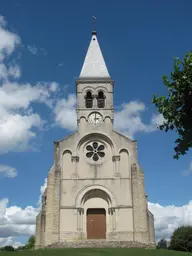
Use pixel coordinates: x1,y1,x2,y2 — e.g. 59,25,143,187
104,115,112,121
75,184,117,208
119,148,129,155
82,86,94,94
95,86,108,94
76,132,117,155
62,149,72,155
79,116,87,122
75,185,117,237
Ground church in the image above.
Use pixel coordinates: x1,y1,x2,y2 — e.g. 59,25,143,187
35,30,155,248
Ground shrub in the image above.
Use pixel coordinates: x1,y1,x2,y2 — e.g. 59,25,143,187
25,235,35,250
170,225,192,252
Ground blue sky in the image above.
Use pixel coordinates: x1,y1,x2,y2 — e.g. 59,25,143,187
0,0,192,246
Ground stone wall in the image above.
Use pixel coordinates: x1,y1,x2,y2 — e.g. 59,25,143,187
131,163,149,244
44,167,55,246
148,210,155,244
35,213,41,249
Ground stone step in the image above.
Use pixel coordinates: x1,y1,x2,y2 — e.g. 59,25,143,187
47,240,155,249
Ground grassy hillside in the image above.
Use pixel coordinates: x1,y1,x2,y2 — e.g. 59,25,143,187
0,248,191,255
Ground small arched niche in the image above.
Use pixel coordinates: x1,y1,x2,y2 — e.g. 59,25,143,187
62,150,72,179
119,149,130,177
85,91,93,108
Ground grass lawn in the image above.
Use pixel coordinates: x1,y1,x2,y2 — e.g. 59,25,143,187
0,248,191,256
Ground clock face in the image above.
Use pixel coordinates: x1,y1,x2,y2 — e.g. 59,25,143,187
88,112,102,125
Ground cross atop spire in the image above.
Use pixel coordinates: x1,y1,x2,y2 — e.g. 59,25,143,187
92,16,97,33
79,29,110,79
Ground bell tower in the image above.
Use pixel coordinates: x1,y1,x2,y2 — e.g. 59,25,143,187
76,31,114,133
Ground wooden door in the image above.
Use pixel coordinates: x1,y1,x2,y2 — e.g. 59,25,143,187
87,208,106,239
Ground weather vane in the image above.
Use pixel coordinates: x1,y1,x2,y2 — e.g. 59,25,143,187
92,16,96,32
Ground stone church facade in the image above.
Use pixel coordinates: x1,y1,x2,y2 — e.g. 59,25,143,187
35,31,155,248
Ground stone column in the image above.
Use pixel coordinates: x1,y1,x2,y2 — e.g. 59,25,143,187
112,155,121,178
71,156,79,179
108,208,113,231
93,94,97,108
77,208,84,230
80,208,84,231
108,208,116,230
77,208,84,239
77,209,80,230
112,208,116,230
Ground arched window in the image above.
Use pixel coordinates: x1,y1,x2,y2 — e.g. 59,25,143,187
85,91,93,108
97,91,105,108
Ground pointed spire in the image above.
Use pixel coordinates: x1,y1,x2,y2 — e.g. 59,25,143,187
79,31,110,79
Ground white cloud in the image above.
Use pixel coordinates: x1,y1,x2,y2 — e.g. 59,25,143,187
37,178,47,207
0,198,38,228
0,17,61,154
0,236,24,248
54,94,77,131
151,113,166,127
27,45,38,55
7,65,21,79
114,101,165,138
49,82,58,92
0,16,20,61
149,200,192,241
0,165,17,178
0,81,60,154
183,161,192,176
0,177,48,247
0,82,60,110
27,45,47,56
0,112,44,153
0,63,21,81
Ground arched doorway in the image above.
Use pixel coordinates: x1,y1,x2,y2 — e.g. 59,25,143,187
75,185,117,239
87,208,106,239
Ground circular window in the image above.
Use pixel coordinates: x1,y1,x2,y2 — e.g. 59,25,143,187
86,142,105,162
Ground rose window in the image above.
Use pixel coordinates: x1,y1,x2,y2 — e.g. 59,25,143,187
86,142,105,161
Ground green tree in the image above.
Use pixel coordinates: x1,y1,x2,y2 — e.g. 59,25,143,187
170,226,192,252
157,238,168,249
152,51,192,159
25,235,35,250
0,245,15,251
